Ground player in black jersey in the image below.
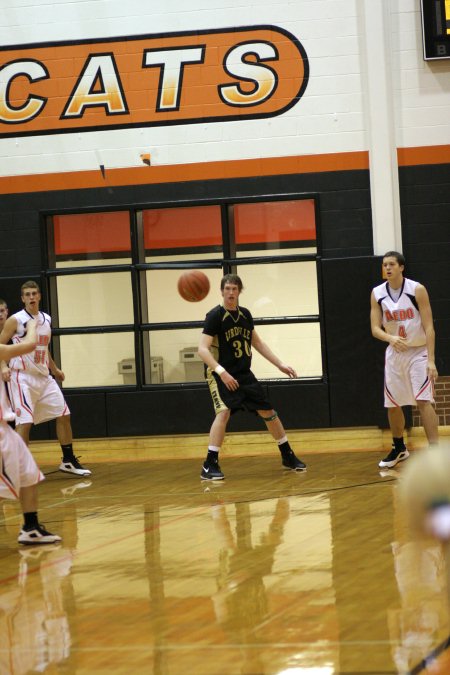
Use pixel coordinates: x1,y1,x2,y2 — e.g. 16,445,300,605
198,274,306,480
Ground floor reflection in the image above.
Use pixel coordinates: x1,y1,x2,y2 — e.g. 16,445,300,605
0,452,449,674
0,544,73,674
210,499,289,674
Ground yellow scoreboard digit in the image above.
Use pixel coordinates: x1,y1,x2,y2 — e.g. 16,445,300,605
446,0,450,34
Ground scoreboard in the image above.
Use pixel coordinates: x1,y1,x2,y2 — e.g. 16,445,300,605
420,0,450,59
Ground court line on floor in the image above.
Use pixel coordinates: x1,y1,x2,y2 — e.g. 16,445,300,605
410,635,450,675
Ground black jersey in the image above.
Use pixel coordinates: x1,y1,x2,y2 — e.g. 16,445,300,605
202,304,254,377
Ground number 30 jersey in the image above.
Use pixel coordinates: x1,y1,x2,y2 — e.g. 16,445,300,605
372,278,426,347
9,309,52,376
202,304,254,377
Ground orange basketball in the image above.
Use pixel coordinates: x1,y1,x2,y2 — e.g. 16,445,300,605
177,270,210,302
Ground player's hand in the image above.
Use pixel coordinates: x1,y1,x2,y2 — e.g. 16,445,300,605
427,360,438,382
390,336,409,352
52,368,65,382
220,371,239,391
1,365,11,382
278,363,297,378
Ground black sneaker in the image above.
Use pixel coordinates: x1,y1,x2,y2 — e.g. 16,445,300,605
281,450,306,472
18,524,62,545
59,457,92,476
378,445,409,469
200,459,224,481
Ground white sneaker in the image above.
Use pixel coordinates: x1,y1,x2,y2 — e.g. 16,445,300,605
59,457,92,476
18,524,62,545
378,446,409,468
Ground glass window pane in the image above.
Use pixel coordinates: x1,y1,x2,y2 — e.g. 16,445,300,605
252,323,322,379
146,328,205,384
235,199,316,255
146,268,223,323
235,262,318,318
54,211,131,264
143,205,222,260
60,332,135,387
57,272,133,327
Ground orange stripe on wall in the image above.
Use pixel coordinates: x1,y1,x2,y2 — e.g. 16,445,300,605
0,151,369,195
0,145,448,196
397,144,450,166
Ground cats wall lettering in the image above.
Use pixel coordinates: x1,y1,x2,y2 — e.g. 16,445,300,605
0,25,309,138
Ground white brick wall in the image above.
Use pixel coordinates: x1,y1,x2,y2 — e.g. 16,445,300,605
0,0,448,179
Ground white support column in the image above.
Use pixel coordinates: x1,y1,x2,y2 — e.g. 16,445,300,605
360,0,403,255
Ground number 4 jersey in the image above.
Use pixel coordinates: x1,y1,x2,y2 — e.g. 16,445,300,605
9,309,52,376
372,278,426,347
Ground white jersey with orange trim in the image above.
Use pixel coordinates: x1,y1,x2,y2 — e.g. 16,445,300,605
372,278,426,348
0,375,14,422
8,309,52,376
0,380,44,501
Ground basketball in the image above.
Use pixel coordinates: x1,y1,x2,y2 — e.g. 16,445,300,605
177,270,210,302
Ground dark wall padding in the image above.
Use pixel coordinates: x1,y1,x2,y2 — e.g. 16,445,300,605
104,380,330,437
399,163,450,374
321,256,387,427
3,161,447,438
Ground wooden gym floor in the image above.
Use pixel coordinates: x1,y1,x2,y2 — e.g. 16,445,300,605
0,427,449,675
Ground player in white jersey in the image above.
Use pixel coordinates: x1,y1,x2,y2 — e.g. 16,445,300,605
0,281,91,478
0,299,11,409
370,251,439,469
0,298,7,332
0,318,61,545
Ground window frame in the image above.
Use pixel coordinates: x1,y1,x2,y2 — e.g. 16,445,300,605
42,193,326,391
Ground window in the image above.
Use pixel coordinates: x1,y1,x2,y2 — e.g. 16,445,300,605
45,197,322,388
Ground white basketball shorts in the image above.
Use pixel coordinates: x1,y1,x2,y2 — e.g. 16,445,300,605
8,370,70,425
384,345,434,408
0,423,44,500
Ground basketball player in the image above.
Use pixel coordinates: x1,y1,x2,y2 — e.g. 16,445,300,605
0,318,61,545
0,299,8,383
198,273,306,480
0,280,91,477
0,298,7,331
370,251,439,469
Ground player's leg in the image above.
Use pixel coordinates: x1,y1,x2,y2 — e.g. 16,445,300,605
36,377,91,477
0,423,61,545
410,347,439,446
258,409,306,471
209,408,230,447
201,371,231,481
201,410,229,481
15,422,33,445
416,401,439,445
18,484,62,545
7,372,34,446
379,351,410,468
56,414,90,476
378,407,410,468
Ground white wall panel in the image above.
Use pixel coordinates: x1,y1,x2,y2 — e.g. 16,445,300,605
0,0,448,180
